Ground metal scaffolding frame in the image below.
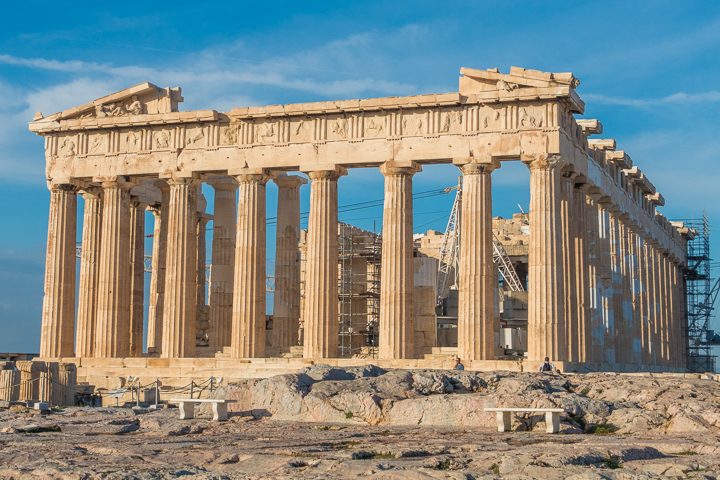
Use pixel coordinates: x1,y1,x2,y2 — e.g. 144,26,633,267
683,214,717,372
337,222,381,358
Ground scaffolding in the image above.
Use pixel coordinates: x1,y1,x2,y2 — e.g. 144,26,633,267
683,214,718,372
337,222,381,358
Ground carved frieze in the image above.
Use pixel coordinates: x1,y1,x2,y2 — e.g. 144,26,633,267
185,126,205,148
57,135,76,157
153,129,172,150
327,116,348,141
88,134,107,154
290,119,313,143
221,123,238,146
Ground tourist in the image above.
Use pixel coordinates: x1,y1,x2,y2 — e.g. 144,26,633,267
538,357,556,373
454,357,465,370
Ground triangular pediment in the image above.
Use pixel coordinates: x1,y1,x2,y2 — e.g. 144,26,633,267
39,83,184,122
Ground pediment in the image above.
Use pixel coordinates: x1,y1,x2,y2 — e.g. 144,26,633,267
41,83,184,121
459,66,583,112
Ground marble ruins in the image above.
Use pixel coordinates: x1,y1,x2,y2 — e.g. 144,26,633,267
28,66,692,387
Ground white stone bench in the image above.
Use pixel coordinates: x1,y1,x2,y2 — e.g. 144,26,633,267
169,398,236,421
485,407,565,433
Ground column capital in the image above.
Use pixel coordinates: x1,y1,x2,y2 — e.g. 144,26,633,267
234,172,271,185
49,182,79,193
93,175,136,190
307,166,347,180
207,176,239,191
274,174,308,188
379,162,420,177
165,176,200,188
129,196,148,209
523,154,569,172
459,161,499,175
78,185,103,199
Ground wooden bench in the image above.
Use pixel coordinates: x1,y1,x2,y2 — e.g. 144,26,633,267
485,407,565,433
169,398,236,421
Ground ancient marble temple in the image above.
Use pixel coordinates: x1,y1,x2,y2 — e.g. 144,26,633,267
29,66,691,372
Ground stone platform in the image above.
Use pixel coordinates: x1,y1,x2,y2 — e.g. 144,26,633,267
38,356,687,395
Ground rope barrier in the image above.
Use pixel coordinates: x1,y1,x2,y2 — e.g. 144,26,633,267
0,374,220,406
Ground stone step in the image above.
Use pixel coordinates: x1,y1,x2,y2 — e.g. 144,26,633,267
431,347,458,354
423,354,458,361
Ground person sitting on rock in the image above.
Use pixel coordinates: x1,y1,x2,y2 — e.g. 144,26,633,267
538,357,556,373
454,357,465,370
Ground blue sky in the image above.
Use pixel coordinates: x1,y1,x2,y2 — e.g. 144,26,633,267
1,1,719,354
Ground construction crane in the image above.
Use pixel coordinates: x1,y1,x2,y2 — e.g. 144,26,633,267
436,177,525,307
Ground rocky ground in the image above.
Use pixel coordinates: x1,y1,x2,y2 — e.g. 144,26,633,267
0,367,718,479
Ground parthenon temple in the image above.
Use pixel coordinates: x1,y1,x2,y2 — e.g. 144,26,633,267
29,66,693,382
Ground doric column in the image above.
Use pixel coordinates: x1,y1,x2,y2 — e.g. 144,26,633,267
640,240,653,364
40,183,78,358
128,198,146,357
196,215,209,309
160,177,198,358
273,174,306,351
75,187,102,357
146,182,169,354
615,216,632,364
230,171,269,358
379,162,418,360
572,183,591,363
585,192,604,363
648,244,662,365
639,234,651,365
457,162,497,361
597,202,615,363
195,213,210,346
208,179,237,351
303,167,345,358
606,209,622,364
525,157,567,363
672,260,686,368
561,173,578,363
659,252,670,365
627,226,643,364
94,178,132,358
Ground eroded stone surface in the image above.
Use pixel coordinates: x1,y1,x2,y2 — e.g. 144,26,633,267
1,370,719,480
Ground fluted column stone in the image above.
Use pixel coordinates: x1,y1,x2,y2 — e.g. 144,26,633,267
273,174,306,351
572,183,591,363
585,193,603,363
128,198,146,356
146,184,169,354
40,183,78,358
627,226,643,364
379,163,418,360
160,177,198,358
75,187,102,357
208,179,237,351
457,162,497,362
615,216,632,364
561,173,578,363
303,168,345,358
659,252,670,365
230,172,269,358
597,202,615,363
604,208,620,364
94,178,132,358
526,157,567,363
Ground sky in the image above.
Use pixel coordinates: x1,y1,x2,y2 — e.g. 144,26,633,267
0,1,719,358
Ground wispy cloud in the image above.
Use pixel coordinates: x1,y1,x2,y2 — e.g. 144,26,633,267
583,91,720,107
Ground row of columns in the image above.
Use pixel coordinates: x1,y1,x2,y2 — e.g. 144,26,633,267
524,157,686,367
40,158,686,367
